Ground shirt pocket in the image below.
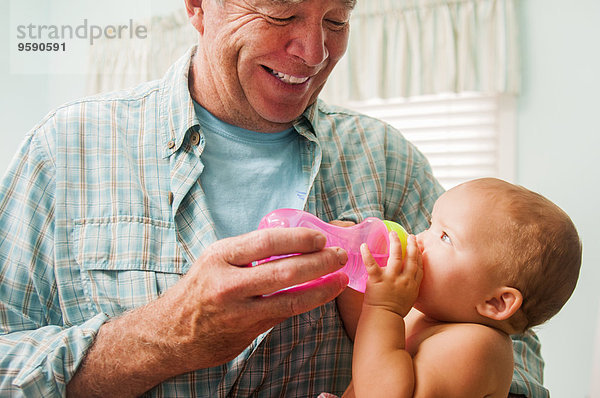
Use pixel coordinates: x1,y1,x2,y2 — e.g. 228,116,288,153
73,216,185,317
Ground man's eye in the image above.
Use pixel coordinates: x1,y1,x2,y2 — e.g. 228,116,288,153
326,19,348,30
441,232,452,244
268,16,294,24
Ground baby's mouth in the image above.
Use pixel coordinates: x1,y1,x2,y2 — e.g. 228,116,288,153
264,66,309,85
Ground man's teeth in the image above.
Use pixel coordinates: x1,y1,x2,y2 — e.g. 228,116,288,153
270,69,309,84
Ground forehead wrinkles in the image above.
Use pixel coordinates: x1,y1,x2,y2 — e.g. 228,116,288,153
255,0,355,8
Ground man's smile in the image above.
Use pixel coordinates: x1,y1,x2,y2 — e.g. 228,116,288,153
263,66,310,85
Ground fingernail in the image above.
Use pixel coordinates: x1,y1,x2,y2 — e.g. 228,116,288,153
338,272,349,287
314,234,326,249
336,248,348,264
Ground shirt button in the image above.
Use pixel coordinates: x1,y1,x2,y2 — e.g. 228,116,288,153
168,191,174,205
190,131,200,146
167,140,175,149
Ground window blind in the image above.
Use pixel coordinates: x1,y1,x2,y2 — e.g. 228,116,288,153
345,93,516,190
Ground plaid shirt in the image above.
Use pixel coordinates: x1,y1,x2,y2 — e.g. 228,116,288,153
0,47,546,397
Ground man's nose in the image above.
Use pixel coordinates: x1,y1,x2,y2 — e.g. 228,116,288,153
286,23,329,67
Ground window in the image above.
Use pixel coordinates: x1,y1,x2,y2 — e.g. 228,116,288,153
344,92,516,190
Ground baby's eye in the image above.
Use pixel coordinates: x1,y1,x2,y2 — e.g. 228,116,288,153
441,232,452,244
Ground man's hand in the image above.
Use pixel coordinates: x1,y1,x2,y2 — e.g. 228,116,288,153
164,226,349,368
68,227,348,397
360,233,422,317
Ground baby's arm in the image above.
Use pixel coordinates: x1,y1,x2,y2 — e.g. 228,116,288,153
336,287,363,340
352,232,422,398
351,233,514,398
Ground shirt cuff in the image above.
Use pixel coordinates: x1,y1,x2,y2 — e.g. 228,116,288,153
10,312,109,397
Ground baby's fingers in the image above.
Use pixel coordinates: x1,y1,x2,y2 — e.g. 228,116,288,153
403,235,423,283
360,243,382,279
386,231,405,274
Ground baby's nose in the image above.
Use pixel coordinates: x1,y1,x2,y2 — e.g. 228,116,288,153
415,232,425,253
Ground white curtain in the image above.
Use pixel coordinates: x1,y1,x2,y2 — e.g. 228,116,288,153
86,9,197,95
86,0,520,100
320,0,520,103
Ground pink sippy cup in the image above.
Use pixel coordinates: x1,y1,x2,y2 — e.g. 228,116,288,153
257,208,408,292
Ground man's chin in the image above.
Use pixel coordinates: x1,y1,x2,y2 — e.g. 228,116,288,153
265,97,319,121
257,108,306,129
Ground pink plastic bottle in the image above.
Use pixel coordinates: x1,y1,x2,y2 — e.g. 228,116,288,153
257,208,408,292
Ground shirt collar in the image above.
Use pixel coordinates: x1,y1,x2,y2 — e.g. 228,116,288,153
293,100,322,142
159,45,200,158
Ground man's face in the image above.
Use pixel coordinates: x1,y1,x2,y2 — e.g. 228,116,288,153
191,0,354,132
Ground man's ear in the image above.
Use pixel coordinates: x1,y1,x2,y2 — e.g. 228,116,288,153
185,0,205,34
476,287,523,321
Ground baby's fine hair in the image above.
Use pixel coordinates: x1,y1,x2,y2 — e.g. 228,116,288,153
465,178,582,332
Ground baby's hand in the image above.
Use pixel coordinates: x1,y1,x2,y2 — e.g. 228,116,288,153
360,233,422,317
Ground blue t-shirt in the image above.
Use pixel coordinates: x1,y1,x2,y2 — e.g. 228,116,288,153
194,102,307,239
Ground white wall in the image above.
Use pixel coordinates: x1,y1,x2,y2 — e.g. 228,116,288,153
517,1,600,397
0,0,183,174
2,1,599,397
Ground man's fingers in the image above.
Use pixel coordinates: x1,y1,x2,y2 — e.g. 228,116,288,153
216,227,327,266
243,247,348,296
257,272,349,319
329,220,356,228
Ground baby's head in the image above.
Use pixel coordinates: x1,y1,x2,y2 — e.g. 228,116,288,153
415,178,581,334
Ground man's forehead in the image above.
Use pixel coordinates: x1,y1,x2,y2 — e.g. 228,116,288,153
262,0,356,9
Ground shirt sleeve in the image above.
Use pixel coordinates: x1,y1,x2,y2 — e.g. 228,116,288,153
0,126,108,397
510,331,549,398
383,130,445,234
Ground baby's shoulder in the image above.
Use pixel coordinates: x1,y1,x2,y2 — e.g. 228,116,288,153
438,322,512,354
407,321,514,396
407,316,512,361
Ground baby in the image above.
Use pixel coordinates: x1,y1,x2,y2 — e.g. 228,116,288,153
336,177,582,397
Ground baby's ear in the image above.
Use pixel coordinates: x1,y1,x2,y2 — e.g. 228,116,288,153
476,287,523,321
